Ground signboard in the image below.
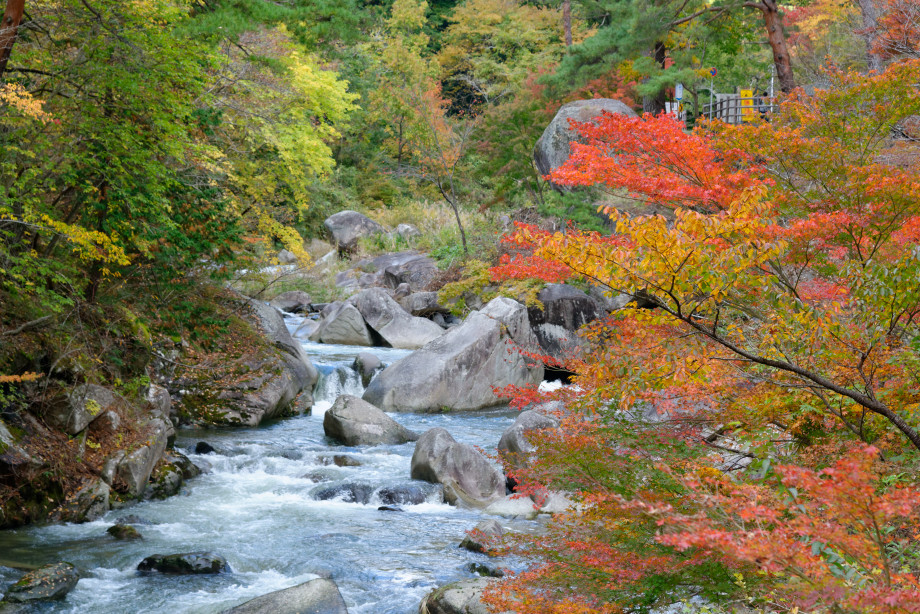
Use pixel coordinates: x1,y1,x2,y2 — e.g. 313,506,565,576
739,88,755,122
710,67,717,78
675,82,683,101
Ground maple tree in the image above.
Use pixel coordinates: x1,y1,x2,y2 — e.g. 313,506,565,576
485,59,920,612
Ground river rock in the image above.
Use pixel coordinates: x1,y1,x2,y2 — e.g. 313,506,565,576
363,298,544,412
143,461,183,500
137,552,229,574
269,291,312,313
221,578,348,614
398,292,448,317
323,395,419,446
310,302,374,346
497,410,560,471
527,284,599,358
381,253,438,291
277,249,298,264
174,299,319,426
293,319,321,340
534,98,637,178
353,353,382,387
44,384,125,436
311,482,376,503
375,482,442,505
1,562,80,603
418,577,498,614
324,210,385,252
347,288,443,349
163,450,201,479
459,519,504,554
107,524,143,540
195,441,217,454
410,428,504,508
114,417,171,498
49,477,109,523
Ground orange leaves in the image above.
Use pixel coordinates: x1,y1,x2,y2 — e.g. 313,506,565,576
0,372,43,384
548,112,762,212
656,446,920,613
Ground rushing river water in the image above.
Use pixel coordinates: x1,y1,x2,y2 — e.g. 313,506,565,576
0,312,526,613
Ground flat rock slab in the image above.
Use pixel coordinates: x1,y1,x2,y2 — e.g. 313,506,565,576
323,395,418,446
221,578,348,614
2,562,80,603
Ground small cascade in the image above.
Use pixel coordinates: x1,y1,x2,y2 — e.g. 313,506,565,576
313,364,365,412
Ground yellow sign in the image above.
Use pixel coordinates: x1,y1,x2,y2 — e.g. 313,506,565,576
740,89,756,122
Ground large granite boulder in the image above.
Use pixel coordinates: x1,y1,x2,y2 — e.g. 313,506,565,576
137,552,229,574
459,519,504,554
323,395,419,446
269,290,312,313
44,384,126,436
353,353,381,387
363,298,543,412
112,416,172,498
324,210,385,252
1,562,79,603
527,284,599,358
410,428,505,508
418,577,500,614
221,578,348,614
309,302,374,346
174,299,319,426
347,288,444,349
399,292,448,317
534,98,637,179
380,253,438,292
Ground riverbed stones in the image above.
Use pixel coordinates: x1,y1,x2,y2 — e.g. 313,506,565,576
534,98,637,178
1,562,80,603
323,395,419,446
221,578,348,614
459,519,504,554
363,297,544,412
324,210,385,252
398,291,448,317
136,552,229,574
347,288,444,349
410,428,504,508
418,577,498,614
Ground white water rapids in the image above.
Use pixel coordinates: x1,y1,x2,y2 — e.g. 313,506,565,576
0,312,533,613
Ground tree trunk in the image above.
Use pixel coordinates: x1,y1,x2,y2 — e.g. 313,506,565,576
757,0,796,92
0,0,25,79
562,0,572,46
642,41,667,115
856,0,885,71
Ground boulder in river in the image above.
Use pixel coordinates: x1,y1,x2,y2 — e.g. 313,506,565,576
410,428,505,508
324,210,385,253
107,524,143,540
49,477,110,523
353,352,382,387
363,297,544,412
398,291,448,317
221,578,348,614
310,302,374,346
311,482,376,503
2,562,79,604
347,288,444,349
418,577,500,614
323,395,419,446
534,98,637,179
137,552,229,574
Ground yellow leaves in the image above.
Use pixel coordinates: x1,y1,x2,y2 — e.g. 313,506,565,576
0,83,53,123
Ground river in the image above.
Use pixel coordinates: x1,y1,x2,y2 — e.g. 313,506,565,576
0,313,527,613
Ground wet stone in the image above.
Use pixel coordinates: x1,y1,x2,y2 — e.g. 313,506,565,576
136,552,229,575
2,562,80,603
107,524,143,540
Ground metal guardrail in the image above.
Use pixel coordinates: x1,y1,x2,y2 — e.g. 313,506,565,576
700,95,777,124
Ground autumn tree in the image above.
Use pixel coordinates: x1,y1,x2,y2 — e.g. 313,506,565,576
485,59,920,612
